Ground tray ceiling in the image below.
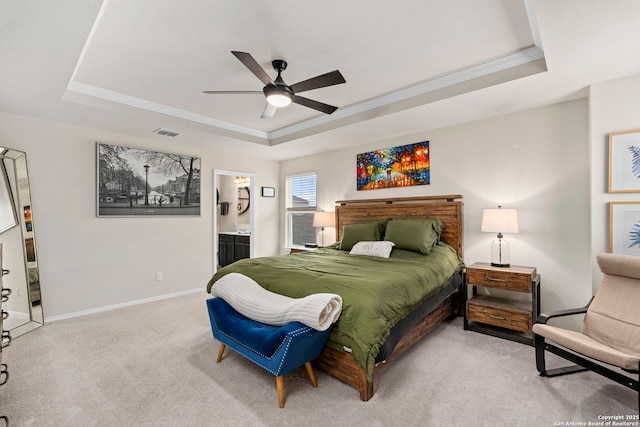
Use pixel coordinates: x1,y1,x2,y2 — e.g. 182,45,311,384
2,1,640,160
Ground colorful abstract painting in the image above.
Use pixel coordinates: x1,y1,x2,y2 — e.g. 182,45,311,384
356,141,430,191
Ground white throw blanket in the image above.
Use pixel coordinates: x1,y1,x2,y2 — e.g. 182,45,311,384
211,273,342,331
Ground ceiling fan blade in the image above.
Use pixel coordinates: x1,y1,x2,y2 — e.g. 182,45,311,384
260,103,278,118
203,90,262,94
231,51,275,86
289,70,346,94
292,95,338,114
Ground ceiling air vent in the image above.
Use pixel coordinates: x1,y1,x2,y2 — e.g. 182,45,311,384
153,128,180,137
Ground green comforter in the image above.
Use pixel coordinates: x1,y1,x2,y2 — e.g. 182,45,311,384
206,243,464,379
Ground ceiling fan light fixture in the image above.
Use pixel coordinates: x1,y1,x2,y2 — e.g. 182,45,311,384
263,85,292,107
207,51,345,117
266,93,292,107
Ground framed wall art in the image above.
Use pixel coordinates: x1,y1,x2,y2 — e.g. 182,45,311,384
261,186,275,197
97,142,201,217
609,201,640,255
608,129,640,192
356,141,430,191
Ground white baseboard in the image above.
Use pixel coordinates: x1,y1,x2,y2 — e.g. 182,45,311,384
44,288,205,323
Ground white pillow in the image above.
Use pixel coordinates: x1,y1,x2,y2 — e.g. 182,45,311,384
349,241,395,258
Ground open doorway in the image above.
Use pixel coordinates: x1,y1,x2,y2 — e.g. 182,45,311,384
213,169,255,274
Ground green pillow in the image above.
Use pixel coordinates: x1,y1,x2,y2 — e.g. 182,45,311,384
338,220,386,251
384,218,445,255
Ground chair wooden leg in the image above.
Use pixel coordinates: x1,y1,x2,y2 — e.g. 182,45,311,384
305,362,318,388
216,344,226,363
276,376,285,408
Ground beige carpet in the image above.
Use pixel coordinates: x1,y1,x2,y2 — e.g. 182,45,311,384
0,291,637,426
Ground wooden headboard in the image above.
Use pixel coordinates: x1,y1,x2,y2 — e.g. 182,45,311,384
334,195,463,257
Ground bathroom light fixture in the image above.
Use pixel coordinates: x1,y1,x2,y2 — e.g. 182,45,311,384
234,176,250,186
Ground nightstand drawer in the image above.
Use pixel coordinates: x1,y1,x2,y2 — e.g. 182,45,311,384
466,267,533,292
466,297,532,333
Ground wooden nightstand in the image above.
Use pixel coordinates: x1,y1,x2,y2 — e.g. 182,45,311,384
463,262,540,345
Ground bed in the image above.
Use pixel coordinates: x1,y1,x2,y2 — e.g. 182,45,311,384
207,195,464,401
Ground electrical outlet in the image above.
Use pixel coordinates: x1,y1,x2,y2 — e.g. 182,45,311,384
156,272,163,281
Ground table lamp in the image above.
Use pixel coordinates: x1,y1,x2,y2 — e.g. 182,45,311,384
481,206,519,267
312,211,335,247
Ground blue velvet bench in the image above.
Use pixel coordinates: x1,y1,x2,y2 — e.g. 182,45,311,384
206,297,333,408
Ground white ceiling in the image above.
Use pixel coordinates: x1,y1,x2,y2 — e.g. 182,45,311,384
1,0,640,160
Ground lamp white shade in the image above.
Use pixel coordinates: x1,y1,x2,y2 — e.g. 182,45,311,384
312,211,335,228
481,208,519,234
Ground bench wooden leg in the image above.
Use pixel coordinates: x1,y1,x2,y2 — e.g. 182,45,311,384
216,344,226,363
305,362,317,388
276,376,285,408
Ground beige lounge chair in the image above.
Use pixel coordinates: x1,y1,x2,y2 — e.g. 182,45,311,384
533,253,639,409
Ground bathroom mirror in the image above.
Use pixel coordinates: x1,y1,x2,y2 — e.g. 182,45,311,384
0,147,43,337
237,187,250,214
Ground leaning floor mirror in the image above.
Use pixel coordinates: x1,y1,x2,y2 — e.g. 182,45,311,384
0,147,43,337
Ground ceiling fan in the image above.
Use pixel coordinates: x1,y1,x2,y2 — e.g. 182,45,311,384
204,51,346,118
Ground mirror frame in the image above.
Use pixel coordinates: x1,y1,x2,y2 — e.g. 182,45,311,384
237,186,250,214
0,147,43,337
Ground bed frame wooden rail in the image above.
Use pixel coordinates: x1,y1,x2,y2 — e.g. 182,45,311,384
313,195,464,401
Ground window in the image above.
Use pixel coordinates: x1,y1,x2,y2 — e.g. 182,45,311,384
286,173,317,247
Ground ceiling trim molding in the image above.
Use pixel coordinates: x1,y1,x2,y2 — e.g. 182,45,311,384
267,46,545,144
524,0,544,50
67,0,111,85
65,81,269,141
64,0,546,147
65,46,545,146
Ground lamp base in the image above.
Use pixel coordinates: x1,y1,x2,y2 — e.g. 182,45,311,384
490,262,510,268
490,235,511,268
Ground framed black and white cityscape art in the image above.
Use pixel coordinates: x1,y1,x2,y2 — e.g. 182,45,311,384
97,142,201,217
